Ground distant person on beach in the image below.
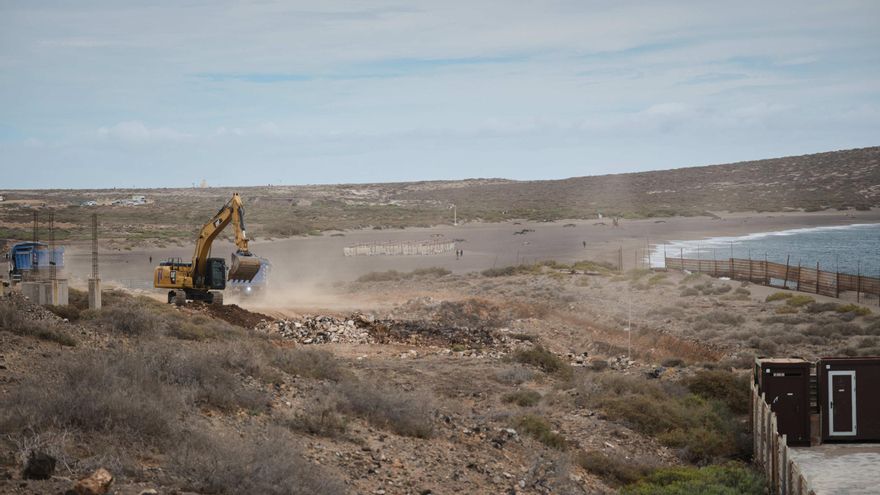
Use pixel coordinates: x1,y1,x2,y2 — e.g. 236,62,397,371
582,241,586,248
149,256,152,264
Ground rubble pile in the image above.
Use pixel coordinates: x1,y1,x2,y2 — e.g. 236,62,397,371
256,313,527,352
255,314,375,344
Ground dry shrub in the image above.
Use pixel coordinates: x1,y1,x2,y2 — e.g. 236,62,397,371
174,427,345,495
512,346,573,379
99,302,167,336
575,450,654,486
336,381,434,438
1,351,185,443
696,311,745,326
806,302,840,313
280,393,348,438
273,348,345,382
502,389,542,407
683,370,750,415
494,366,535,385
0,305,76,346
803,322,863,338
166,314,244,341
581,374,747,463
513,414,567,450
775,305,799,314
45,304,82,321
149,344,270,411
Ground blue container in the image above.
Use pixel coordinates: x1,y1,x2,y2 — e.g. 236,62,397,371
9,242,64,271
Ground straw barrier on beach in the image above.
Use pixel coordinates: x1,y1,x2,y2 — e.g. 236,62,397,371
665,256,880,302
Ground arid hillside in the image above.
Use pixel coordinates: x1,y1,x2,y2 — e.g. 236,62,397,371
1,147,877,246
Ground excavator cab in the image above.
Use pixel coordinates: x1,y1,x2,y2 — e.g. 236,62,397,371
205,257,227,290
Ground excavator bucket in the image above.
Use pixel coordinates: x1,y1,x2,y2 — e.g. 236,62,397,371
228,252,263,282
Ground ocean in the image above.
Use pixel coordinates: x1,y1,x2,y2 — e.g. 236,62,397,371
650,223,880,277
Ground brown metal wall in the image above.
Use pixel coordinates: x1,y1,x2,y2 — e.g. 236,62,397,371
818,357,880,442
666,257,880,298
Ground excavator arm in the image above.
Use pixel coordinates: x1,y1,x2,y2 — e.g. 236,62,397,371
192,193,261,284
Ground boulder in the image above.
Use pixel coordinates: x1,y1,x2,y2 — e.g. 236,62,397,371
22,451,55,480
71,468,113,495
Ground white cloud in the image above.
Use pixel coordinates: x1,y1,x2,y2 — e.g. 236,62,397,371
96,121,190,142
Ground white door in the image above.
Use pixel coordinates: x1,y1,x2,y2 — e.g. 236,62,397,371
828,370,857,437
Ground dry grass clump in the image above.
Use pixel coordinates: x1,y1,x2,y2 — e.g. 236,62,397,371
786,295,815,307
765,292,793,302
837,303,871,316
0,305,76,346
513,414,568,450
336,381,434,438
575,450,654,486
512,346,573,379
806,302,840,313
502,389,542,407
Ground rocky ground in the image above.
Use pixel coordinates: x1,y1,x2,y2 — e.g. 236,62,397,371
4,263,870,494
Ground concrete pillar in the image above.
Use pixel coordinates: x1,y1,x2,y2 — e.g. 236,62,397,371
89,278,102,310
50,279,68,306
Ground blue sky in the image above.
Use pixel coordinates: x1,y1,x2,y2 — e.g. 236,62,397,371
1,1,878,189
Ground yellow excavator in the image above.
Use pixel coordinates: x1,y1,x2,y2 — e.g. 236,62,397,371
153,192,264,305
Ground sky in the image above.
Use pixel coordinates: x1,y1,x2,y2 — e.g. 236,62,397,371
1,0,879,189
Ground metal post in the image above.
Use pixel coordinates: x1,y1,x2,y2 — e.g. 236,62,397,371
49,212,56,281
796,261,801,292
857,259,861,303
783,254,790,289
816,261,820,295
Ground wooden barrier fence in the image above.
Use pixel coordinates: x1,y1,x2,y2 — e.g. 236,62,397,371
666,257,880,303
343,239,455,257
752,381,816,495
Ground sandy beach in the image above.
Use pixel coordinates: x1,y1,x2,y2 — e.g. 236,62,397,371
60,209,880,292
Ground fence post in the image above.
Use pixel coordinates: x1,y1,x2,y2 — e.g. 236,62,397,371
836,269,840,298
713,248,717,276
784,254,790,289
796,261,801,292
816,262,820,294
857,260,862,303
730,257,734,279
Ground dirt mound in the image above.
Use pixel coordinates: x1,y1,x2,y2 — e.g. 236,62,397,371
190,302,274,328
